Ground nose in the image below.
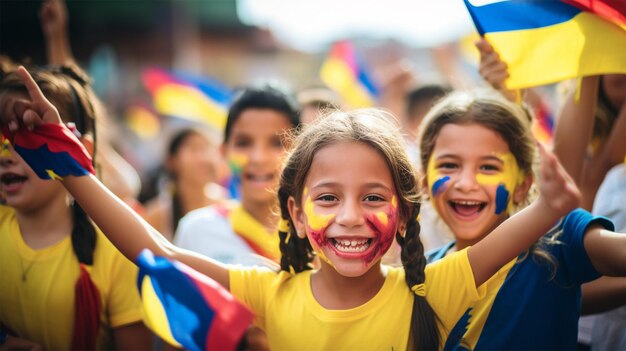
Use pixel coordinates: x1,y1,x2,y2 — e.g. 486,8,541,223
453,167,479,192
248,142,271,165
335,197,365,228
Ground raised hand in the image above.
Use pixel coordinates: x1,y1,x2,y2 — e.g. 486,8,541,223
536,141,581,216
1,66,63,132
39,0,68,39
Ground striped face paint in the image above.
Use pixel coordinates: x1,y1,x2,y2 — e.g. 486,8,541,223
427,154,450,197
363,195,399,265
302,188,336,267
227,153,248,176
475,153,525,215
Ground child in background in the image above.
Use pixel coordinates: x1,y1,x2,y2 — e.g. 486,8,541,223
420,89,626,350
2,66,580,350
0,66,151,350
144,128,225,241
174,85,300,266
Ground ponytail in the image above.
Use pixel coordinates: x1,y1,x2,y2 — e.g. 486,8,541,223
70,202,102,350
398,202,440,350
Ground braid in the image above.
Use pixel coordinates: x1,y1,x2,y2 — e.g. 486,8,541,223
399,202,440,350
70,201,102,350
71,202,97,264
277,186,314,273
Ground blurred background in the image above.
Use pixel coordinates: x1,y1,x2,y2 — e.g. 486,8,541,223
0,0,485,202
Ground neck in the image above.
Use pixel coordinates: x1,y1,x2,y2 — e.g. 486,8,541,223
175,180,214,214
453,215,510,252
241,198,278,232
15,196,73,250
312,261,386,309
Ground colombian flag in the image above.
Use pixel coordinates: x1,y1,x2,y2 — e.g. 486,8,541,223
464,0,626,89
142,68,232,130
2,124,95,180
320,41,379,108
136,250,253,351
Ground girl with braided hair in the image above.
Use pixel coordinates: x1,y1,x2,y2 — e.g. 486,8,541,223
2,67,582,350
0,64,151,350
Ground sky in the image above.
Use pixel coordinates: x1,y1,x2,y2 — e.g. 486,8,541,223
237,0,477,52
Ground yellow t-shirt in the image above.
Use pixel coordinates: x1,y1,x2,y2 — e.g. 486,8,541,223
229,248,484,351
0,206,143,350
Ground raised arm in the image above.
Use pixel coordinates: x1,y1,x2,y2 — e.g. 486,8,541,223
552,76,599,189
468,143,581,286
2,67,231,289
39,0,73,66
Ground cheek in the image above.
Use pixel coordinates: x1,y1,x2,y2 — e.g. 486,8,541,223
431,176,450,197
495,184,510,215
228,153,248,175
426,156,449,197
364,204,399,264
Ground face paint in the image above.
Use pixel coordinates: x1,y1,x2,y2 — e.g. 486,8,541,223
228,153,248,176
363,195,399,264
475,153,524,214
1,137,11,158
427,154,450,197
302,188,336,267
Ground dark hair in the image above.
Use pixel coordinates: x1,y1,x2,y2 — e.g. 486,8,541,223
406,84,452,121
224,83,300,142
277,109,440,350
0,61,102,349
166,128,213,233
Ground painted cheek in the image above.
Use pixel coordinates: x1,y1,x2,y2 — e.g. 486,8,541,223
364,196,399,264
427,155,449,197
476,153,524,215
302,189,336,265
228,153,248,176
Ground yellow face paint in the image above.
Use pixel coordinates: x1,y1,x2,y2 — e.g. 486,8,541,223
228,153,248,175
475,152,525,214
1,137,11,158
427,154,450,197
303,190,335,231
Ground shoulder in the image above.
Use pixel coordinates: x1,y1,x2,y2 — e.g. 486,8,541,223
0,205,15,222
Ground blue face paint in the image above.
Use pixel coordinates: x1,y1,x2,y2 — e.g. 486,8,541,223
431,176,450,197
495,184,510,214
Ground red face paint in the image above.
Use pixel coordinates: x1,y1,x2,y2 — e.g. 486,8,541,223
363,203,399,264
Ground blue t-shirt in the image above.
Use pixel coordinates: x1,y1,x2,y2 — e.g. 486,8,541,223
426,208,614,350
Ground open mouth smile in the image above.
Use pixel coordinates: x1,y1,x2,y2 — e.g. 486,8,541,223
448,200,487,218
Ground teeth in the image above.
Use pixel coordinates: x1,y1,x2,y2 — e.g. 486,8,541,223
454,200,483,206
333,238,370,253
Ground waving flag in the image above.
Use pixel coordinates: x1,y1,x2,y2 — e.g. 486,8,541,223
320,41,379,108
2,124,94,180
142,68,232,130
137,250,253,351
464,0,626,89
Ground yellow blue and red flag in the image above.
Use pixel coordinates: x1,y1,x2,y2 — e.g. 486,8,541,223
320,41,379,108
142,68,232,130
2,124,95,179
136,249,253,351
464,0,626,89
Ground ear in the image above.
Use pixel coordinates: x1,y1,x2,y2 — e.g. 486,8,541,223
513,172,533,204
287,196,306,238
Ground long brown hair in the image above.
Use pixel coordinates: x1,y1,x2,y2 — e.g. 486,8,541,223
276,109,440,350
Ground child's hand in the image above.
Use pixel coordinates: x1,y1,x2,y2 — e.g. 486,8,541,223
1,66,63,132
536,141,581,217
476,38,508,90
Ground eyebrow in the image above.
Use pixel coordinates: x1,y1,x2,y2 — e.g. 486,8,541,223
436,154,504,164
311,181,393,192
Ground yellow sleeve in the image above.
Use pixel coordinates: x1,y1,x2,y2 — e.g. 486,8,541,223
425,248,487,332
229,267,282,330
98,233,144,328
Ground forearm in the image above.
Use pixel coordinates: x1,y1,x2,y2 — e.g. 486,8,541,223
553,76,599,184
581,276,626,315
44,30,73,66
469,199,565,286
